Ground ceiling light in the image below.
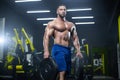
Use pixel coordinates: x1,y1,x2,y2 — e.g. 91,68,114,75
37,18,55,20
75,22,95,25
15,0,41,3
43,22,95,26
72,16,94,19
27,10,50,13
43,23,48,26
67,8,92,12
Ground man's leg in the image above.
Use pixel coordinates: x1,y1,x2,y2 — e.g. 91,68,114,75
59,71,65,80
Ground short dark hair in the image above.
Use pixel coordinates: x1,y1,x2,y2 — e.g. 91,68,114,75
57,4,67,9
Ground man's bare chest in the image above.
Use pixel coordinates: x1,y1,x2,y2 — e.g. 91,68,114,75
54,23,71,32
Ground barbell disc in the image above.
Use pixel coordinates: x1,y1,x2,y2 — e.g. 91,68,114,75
74,56,84,80
38,57,58,80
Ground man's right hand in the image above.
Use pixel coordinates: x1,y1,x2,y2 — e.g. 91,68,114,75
44,51,50,58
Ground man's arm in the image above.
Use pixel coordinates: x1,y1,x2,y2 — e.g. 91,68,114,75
43,22,54,58
71,25,83,58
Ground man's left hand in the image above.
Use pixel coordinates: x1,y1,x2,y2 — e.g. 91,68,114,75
76,52,83,59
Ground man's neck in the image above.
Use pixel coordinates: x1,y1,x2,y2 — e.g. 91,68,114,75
57,16,66,21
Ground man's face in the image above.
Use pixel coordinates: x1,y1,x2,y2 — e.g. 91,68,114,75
57,6,67,18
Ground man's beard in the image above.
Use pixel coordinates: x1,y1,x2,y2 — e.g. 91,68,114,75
59,14,66,18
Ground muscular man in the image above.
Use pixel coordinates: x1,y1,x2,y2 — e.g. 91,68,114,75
43,4,83,80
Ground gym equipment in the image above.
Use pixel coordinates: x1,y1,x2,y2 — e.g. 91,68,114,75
14,28,24,53
71,49,93,80
118,16,120,79
5,28,32,80
14,28,24,64
74,56,84,80
21,27,36,67
93,53,105,75
28,52,44,80
82,52,93,80
84,44,89,56
39,57,58,80
21,28,35,52
36,57,58,80
31,52,44,68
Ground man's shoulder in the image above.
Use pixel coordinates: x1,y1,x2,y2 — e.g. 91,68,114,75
48,18,57,24
66,21,74,26
47,20,55,28
48,20,54,25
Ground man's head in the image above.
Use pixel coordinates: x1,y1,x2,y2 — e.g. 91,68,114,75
56,4,67,18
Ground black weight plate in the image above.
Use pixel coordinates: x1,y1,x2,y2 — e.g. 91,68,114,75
39,57,58,80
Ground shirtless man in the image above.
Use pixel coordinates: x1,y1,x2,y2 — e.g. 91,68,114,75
43,4,83,80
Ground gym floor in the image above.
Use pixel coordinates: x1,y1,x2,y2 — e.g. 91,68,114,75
0,75,118,80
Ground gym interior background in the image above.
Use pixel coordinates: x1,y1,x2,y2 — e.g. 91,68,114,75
0,0,120,80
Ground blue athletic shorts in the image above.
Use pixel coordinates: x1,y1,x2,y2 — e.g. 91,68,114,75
51,44,71,73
